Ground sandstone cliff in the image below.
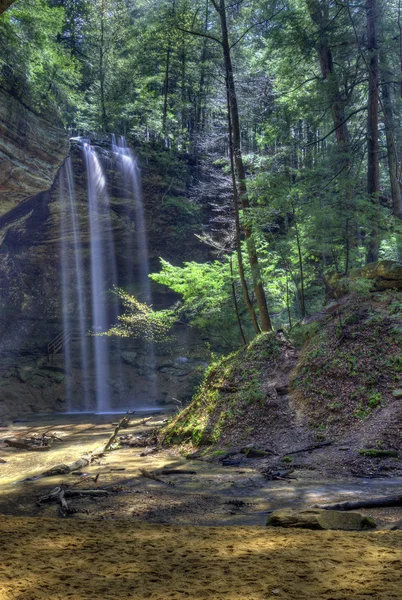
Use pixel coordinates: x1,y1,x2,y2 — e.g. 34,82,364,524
0,87,69,216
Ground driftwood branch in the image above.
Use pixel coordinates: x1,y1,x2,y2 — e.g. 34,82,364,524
283,441,332,457
103,411,132,452
139,468,174,486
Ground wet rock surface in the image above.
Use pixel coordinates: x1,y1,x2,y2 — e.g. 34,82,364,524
0,142,212,417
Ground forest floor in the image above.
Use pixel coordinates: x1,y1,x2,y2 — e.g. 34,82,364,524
1,413,402,599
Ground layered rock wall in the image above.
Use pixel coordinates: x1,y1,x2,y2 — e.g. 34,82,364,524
0,87,69,216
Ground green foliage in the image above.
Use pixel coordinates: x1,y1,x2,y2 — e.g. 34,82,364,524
359,449,399,458
0,0,80,117
99,287,175,343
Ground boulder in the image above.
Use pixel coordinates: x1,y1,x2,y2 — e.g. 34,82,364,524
266,508,376,531
351,260,402,291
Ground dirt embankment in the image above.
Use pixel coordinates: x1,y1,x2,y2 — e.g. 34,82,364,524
161,292,402,479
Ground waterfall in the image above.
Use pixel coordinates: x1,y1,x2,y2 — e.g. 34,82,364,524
111,134,158,400
83,141,120,414
59,157,91,411
60,136,158,413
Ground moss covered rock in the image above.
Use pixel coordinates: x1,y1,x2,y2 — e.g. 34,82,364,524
266,508,376,531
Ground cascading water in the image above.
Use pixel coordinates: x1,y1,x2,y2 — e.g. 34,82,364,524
60,135,158,413
112,135,158,399
82,141,120,413
59,157,91,411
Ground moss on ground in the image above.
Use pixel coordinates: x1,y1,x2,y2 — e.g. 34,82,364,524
291,292,402,432
161,291,402,458
161,332,281,447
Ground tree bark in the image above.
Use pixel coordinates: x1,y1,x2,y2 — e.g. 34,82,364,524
225,73,260,335
214,0,272,331
0,0,15,14
366,0,380,263
380,54,402,219
229,256,247,345
162,48,171,135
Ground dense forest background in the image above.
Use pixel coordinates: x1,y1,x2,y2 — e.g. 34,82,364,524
1,0,401,347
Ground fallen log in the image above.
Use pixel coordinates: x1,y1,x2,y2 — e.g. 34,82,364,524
283,441,332,457
37,486,108,516
4,438,53,451
139,468,174,486
314,495,402,511
218,448,243,461
160,469,197,475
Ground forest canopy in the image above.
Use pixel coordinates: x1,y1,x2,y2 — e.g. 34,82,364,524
1,0,402,343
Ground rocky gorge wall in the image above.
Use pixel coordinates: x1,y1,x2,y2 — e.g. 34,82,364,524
0,127,212,420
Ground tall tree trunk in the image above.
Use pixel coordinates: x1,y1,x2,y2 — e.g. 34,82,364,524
229,257,247,345
306,0,354,272
196,0,210,135
366,0,380,263
213,0,272,332
99,3,107,132
306,0,351,163
162,48,171,135
0,0,15,14
226,83,260,335
380,52,402,219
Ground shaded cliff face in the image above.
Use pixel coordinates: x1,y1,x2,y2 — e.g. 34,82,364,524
0,88,69,216
0,142,209,419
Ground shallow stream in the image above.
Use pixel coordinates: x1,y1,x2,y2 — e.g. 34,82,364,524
0,412,401,526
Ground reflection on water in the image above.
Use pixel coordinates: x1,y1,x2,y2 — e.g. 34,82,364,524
0,413,401,525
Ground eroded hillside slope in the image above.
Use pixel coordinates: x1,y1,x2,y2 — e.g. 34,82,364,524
162,287,402,478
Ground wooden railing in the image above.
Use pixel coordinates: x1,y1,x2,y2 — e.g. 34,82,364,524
47,331,71,363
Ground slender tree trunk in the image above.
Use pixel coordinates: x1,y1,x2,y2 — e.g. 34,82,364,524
306,0,354,271
306,0,351,162
286,273,292,329
162,48,171,135
214,0,272,331
292,205,306,318
99,3,107,132
226,83,260,335
366,0,380,263
196,0,210,134
380,62,402,219
230,257,247,345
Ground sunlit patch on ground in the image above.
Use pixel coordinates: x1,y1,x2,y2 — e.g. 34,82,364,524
0,516,402,599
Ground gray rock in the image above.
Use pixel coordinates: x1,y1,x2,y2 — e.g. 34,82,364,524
266,508,377,531
121,351,139,366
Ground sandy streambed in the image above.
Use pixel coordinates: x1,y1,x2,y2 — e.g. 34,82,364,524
1,516,402,600
1,413,402,527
